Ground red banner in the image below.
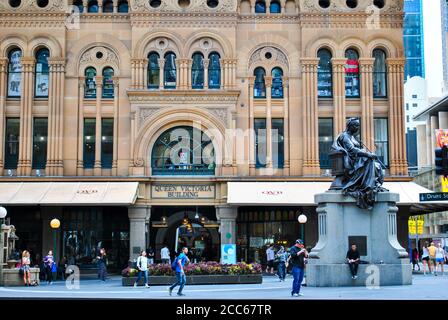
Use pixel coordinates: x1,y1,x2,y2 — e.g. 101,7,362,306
345,59,359,73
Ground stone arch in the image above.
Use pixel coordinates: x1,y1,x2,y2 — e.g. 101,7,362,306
305,37,338,58
366,37,400,58
248,45,289,75
0,35,28,58
237,33,299,75
66,33,131,77
134,108,228,175
184,30,233,58
28,34,63,57
78,46,121,76
134,30,184,59
339,37,367,58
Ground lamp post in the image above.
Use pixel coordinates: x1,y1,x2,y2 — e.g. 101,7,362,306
298,214,307,241
0,206,7,286
50,218,60,267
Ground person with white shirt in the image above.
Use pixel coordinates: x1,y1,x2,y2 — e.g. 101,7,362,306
435,243,446,276
134,250,150,288
161,245,170,264
265,244,276,274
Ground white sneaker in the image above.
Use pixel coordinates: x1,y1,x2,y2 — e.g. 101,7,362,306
134,283,137,288
292,293,299,297
145,284,150,288
354,275,358,279
298,293,304,296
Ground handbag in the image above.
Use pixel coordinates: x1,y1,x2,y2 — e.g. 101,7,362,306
18,265,24,276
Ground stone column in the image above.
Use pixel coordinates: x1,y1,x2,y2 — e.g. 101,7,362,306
177,59,188,90
112,77,119,176
17,57,35,176
426,117,432,166
331,58,347,137
216,205,238,263
283,77,290,172
113,0,118,13
82,0,87,12
47,58,66,176
128,206,151,260
301,58,320,175
203,59,209,90
94,76,103,176
142,60,148,90
248,76,256,173
250,0,255,14
265,76,273,168
158,58,165,89
416,124,428,167
359,58,375,151
439,111,448,129
0,58,8,172
77,77,85,175
387,58,407,175
131,59,139,89
430,115,439,165
98,0,103,13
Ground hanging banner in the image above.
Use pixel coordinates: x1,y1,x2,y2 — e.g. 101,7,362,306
345,59,359,73
221,244,236,264
436,129,448,148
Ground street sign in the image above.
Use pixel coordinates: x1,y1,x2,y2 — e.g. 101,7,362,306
419,192,448,202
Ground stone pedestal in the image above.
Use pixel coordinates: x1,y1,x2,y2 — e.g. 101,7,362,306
306,190,412,287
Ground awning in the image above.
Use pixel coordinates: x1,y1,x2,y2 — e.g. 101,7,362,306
0,182,139,206
227,181,448,214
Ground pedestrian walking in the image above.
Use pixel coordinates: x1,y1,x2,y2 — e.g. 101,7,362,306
289,239,308,297
168,247,190,297
346,244,360,280
421,242,430,275
276,246,288,281
147,246,155,265
97,248,108,282
134,250,150,288
265,244,275,274
428,242,437,275
161,245,170,264
412,247,420,272
435,243,445,276
43,250,55,285
21,250,31,286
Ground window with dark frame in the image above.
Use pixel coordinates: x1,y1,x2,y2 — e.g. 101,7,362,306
32,118,48,169
83,118,96,169
4,118,20,170
101,118,113,168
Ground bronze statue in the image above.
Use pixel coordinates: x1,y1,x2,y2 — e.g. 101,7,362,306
330,118,387,210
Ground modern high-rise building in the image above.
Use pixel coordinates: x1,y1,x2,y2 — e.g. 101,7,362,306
404,0,425,79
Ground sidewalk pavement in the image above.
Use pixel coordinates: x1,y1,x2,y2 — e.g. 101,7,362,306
0,274,447,300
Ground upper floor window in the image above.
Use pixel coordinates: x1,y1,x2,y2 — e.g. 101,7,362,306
4,118,20,170
32,118,48,169
73,0,83,13
87,0,99,13
102,67,114,99
118,0,129,12
270,0,281,13
35,48,50,98
208,52,221,89
164,52,176,89
7,48,22,98
148,52,160,89
345,48,360,98
271,67,283,98
255,0,266,13
102,0,114,12
254,67,266,98
373,49,387,98
317,48,333,98
85,67,97,98
192,52,204,89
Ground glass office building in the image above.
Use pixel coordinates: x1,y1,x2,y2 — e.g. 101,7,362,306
403,0,425,79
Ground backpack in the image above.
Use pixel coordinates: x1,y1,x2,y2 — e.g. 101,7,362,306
171,256,178,271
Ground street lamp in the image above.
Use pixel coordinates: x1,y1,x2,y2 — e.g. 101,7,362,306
298,214,307,241
50,218,60,266
0,206,7,286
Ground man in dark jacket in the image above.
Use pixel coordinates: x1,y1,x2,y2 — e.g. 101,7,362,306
346,244,360,279
289,239,308,297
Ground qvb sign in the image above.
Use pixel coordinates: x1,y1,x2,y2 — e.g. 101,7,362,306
419,192,448,202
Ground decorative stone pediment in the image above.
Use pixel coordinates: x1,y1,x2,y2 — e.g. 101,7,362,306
130,0,237,13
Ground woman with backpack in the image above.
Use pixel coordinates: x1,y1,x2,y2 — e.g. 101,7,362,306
21,250,31,286
134,250,150,288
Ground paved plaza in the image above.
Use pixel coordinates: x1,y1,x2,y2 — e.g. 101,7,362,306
0,274,446,300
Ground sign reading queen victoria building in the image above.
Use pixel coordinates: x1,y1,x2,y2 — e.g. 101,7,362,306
151,184,216,199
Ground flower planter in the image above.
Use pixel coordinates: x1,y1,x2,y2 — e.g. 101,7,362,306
122,274,262,286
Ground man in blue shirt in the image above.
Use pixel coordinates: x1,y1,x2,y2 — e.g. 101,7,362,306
169,247,190,296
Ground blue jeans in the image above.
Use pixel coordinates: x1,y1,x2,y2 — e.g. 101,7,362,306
170,272,186,294
98,264,107,281
135,270,148,285
277,262,286,280
292,266,304,295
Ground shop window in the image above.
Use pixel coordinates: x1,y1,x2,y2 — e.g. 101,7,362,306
318,118,333,168
7,48,22,98
35,48,50,98
254,118,266,168
208,52,221,89
192,52,204,89
84,67,97,98
102,67,114,99
83,119,96,169
345,48,360,98
317,48,333,97
4,118,20,170
101,119,113,168
270,0,281,13
32,118,48,169
374,118,389,167
254,67,266,98
271,67,283,98
255,0,266,13
373,48,387,98
272,118,284,168
164,52,177,89
147,52,160,89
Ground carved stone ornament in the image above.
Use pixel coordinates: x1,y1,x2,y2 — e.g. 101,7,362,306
134,158,145,167
130,0,237,13
139,108,161,129
249,46,288,70
0,0,66,11
79,46,120,71
301,0,402,13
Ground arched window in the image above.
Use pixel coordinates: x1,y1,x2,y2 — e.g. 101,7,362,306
317,48,333,97
84,67,97,98
373,49,387,98
35,48,50,98
73,0,83,13
192,52,204,89
147,52,160,89
151,126,215,175
254,67,266,98
255,0,266,13
345,48,360,98
208,52,221,89
118,0,129,12
271,67,283,98
7,48,22,98
87,0,99,13
102,67,114,99
164,52,177,89
102,0,113,12
270,0,281,13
